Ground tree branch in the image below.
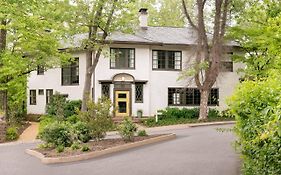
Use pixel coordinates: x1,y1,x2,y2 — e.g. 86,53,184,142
182,0,198,30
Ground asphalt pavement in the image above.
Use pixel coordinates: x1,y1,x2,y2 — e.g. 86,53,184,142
0,124,240,175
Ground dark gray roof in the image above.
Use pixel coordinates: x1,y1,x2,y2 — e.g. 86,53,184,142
60,26,237,49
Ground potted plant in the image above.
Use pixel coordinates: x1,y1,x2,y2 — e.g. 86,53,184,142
137,109,143,118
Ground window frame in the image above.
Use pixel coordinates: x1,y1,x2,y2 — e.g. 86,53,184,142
110,48,135,69
29,90,36,105
101,83,111,99
152,50,182,71
46,89,53,104
37,65,45,75
135,83,144,103
61,57,79,86
168,88,219,106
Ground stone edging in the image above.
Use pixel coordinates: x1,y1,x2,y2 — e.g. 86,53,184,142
25,133,176,164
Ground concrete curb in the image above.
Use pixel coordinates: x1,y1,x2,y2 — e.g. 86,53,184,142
188,121,236,127
25,133,176,164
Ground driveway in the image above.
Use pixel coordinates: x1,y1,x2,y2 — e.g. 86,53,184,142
0,124,240,175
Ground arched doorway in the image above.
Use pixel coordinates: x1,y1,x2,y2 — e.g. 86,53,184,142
112,73,134,117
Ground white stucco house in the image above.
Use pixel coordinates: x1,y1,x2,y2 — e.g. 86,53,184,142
27,8,241,117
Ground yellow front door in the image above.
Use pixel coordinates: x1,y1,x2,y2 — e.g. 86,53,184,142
115,91,130,117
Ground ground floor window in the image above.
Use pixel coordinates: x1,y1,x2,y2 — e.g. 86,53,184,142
46,89,53,104
101,83,110,98
135,83,144,103
30,90,36,105
168,88,219,106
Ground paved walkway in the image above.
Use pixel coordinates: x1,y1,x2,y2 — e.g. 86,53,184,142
0,124,240,175
18,122,39,142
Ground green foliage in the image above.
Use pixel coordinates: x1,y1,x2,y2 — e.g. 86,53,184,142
137,130,148,137
46,93,81,119
39,121,72,147
71,142,81,150
56,145,65,153
118,117,137,142
81,145,90,152
5,127,19,141
67,115,80,124
159,108,220,119
64,100,82,117
79,98,113,140
72,122,92,143
38,115,57,136
228,76,281,175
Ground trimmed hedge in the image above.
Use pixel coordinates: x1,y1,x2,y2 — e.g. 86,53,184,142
228,77,281,175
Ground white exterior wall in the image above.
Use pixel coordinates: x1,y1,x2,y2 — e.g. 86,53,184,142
27,44,242,116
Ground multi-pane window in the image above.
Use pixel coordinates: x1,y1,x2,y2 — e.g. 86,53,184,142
38,89,44,95
152,50,182,70
46,89,53,104
110,48,135,69
220,61,233,72
37,66,45,75
30,90,36,105
101,83,110,98
135,83,144,103
168,88,219,106
62,58,79,85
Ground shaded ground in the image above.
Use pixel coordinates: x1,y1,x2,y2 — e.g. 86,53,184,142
0,124,240,175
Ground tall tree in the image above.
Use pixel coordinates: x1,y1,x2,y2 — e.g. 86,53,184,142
0,0,70,120
137,0,185,27
66,0,135,111
181,0,231,120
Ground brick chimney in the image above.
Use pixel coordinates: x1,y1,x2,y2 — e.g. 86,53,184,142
139,8,148,30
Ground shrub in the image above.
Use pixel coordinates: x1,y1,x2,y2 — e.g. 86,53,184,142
228,77,281,175
67,115,80,124
79,98,113,140
39,121,72,147
5,127,19,141
38,115,56,136
208,109,220,118
46,93,67,120
81,145,90,152
118,117,137,142
72,121,92,143
160,108,199,119
56,145,64,153
64,100,82,117
137,130,148,136
71,142,81,150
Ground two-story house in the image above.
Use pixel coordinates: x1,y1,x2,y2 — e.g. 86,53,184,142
27,8,241,117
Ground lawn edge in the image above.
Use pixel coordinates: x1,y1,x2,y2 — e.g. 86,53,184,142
25,133,176,164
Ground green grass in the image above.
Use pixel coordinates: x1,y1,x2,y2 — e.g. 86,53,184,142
141,116,234,127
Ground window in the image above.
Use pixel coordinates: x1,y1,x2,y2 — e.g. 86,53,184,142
101,83,110,98
168,88,219,106
38,89,44,95
135,83,144,103
153,50,182,70
30,90,36,105
220,61,233,72
110,48,135,69
37,66,45,75
62,58,79,85
46,89,53,104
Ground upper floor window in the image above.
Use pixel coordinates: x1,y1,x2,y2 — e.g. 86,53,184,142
152,50,182,70
110,48,135,69
168,88,219,106
62,58,79,86
220,61,233,72
37,65,45,75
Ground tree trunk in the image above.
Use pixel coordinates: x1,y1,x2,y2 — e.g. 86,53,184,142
81,51,93,111
199,89,209,121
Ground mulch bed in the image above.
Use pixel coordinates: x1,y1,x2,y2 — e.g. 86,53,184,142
35,135,163,158
0,122,31,143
